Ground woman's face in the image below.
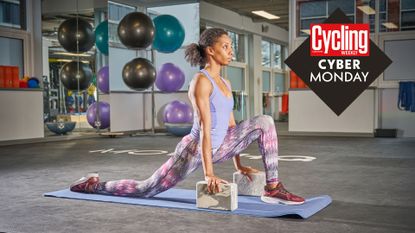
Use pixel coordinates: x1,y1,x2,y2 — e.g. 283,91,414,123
208,34,233,66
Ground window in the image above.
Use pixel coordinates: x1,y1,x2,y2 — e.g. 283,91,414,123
261,40,271,67
298,0,355,36
261,40,287,117
227,66,245,91
274,72,285,94
0,0,25,29
262,40,284,70
227,30,245,62
401,0,415,30
272,43,281,69
262,71,270,92
0,36,24,77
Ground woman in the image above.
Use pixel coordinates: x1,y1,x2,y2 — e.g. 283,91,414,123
70,28,304,205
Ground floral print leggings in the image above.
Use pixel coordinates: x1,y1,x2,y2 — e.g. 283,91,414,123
95,115,279,197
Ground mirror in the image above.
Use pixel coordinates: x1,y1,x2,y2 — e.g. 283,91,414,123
42,0,108,136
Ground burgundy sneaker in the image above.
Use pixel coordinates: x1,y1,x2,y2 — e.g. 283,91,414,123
70,173,99,193
261,182,305,205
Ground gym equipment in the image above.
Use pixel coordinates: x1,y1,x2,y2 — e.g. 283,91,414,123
233,171,266,196
155,63,185,92
165,123,192,136
60,61,93,90
66,96,75,106
87,95,95,106
153,15,185,53
95,20,108,55
122,58,156,91
163,100,193,123
97,66,109,94
44,188,332,219
57,18,95,53
87,84,96,96
86,101,110,129
27,77,40,88
117,12,154,49
19,79,28,88
46,122,76,135
196,181,238,211
398,81,415,112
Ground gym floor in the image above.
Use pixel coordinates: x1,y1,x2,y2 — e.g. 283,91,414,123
0,132,414,233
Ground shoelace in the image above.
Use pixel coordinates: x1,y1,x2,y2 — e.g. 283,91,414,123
269,184,290,196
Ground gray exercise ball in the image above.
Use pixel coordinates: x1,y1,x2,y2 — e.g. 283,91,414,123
60,61,93,90
58,18,95,53
122,58,156,91
117,12,154,49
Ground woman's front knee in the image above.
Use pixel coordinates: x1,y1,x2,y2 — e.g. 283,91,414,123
253,115,275,128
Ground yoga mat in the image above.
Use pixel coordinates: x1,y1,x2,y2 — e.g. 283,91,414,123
44,188,331,219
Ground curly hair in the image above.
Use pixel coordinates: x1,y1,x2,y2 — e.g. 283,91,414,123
184,28,228,67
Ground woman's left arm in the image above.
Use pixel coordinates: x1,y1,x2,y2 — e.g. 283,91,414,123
228,111,242,170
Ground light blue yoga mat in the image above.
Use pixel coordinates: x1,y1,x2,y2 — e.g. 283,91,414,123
44,188,331,219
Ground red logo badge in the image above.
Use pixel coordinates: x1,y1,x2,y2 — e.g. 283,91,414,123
310,24,370,57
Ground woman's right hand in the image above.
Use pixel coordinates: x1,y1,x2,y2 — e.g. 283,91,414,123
204,174,229,194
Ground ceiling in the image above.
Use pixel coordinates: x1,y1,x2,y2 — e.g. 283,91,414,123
203,0,289,30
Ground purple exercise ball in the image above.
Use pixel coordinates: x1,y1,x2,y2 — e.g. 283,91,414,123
97,66,109,94
163,100,193,124
87,101,110,129
156,63,185,92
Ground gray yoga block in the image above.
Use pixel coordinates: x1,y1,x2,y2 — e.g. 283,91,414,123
196,181,238,211
233,171,266,196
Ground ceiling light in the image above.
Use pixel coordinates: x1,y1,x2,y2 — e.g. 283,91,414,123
54,52,91,57
252,10,280,20
49,58,90,63
357,5,376,15
382,22,398,29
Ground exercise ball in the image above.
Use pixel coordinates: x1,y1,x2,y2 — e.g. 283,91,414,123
27,77,40,88
97,66,109,94
46,122,76,135
117,12,154,49
156,63,185,92
95,20,108,55
58,18,95,53
153,15,185,53
163,100,193,124
122,58,156,91
60,61,92,90
165,123,192,137
86,101,110,129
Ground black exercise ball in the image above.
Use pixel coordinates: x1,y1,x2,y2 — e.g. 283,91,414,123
117,12,154,49
122,58,156,91
60,61,93,90
58,18,95,53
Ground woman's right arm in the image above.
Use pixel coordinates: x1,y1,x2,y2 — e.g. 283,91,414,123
194,74,228,193
194,75,214,178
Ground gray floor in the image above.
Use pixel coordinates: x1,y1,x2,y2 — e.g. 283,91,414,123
0,133,414,233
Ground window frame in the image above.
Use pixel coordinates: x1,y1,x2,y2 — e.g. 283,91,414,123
0,26,31,78
297,0,356,37
0,0,26,30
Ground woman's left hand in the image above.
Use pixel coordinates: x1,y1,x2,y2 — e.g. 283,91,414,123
237,166,259,182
